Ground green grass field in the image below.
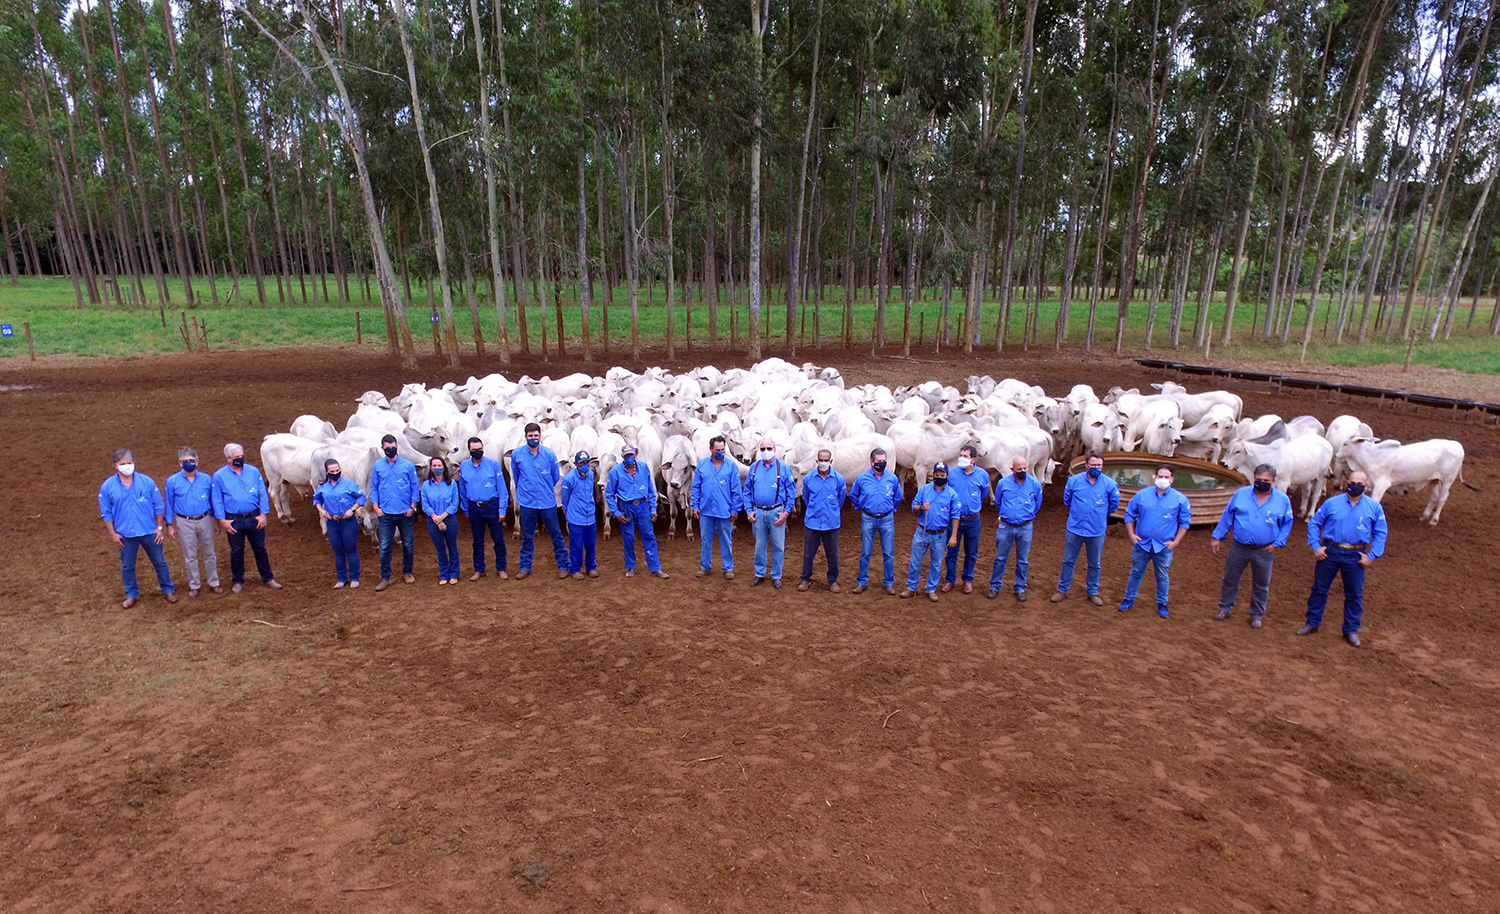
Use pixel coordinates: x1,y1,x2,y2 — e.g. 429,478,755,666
2,275,1498,373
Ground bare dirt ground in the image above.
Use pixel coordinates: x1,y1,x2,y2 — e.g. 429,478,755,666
2,344,1499,913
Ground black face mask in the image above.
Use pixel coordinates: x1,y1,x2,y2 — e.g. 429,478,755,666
1253,480,1272,493
327,471,341,482
933,476,948,488
181,461,197,473
873,461,887,474
1013,471,1027,482
1347,482,1365,498
470,449,483,461
384,447,398,458
231,457,245,468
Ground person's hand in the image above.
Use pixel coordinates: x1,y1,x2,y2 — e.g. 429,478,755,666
618,513,630,524
650,514,657,523
220,519,235,535
109,531,124,549
405,507,415,517
746,510,756,523
438,521,447,532
344,509,357,520
948,535,958,548
921,501,931,511
1210,539,1221,556
1265,544,1278,553
317,509,330,521
168,525,178,540
255,514,268,530
1358,551,1374,568
775,511,788,527
373,504,384,517
153,528,164,545
691,508,699,519
1129,533,1142,545
1313,546,1328,561
1166,539,1181,552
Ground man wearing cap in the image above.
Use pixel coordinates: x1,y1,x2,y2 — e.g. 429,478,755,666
848,448,902,595
942,444,990,594
1051,452,1119,606
211,442,282,593
901,463,961,602
691,435,742,580
605,444,668,578
986,456,1044,603
100,448,177,608
1118,465,1192,618
459,435,509,581
514,422,570,579
1298,470,1388,648
370,433,420,592
1210,463,1293,629
798,448,847,592
744,437,797,589
164,446,221,596
560,451,599,580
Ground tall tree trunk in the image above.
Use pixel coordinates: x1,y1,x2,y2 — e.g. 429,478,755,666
468,0,509,363
578,157,593,361
747,0,766,359
997,0,1038,351
1220,142,1261,347
788,2,821,357
495,1,529,352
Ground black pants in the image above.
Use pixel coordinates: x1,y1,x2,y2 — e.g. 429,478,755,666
801,527,839,583
227,516,274,584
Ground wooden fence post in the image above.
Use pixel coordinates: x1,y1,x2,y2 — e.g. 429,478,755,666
356,311,362,345
25,321,35,361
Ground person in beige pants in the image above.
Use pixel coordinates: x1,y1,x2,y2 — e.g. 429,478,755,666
164,447,222,596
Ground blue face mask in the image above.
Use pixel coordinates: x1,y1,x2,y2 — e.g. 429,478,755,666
527,438,540,449
713,450,725,461
181,460,197,473
1086,466,1101,480
624,456,636,467
578,466,589,477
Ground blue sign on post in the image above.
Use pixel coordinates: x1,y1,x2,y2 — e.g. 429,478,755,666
430,313,440,324
0,324,12,338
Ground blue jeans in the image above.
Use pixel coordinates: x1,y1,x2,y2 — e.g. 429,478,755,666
1306,546,1366,634
427,517,460,580
750,509,787,579
226,516,274,584
467,501,507,573
943,514,982,584
119,534,174,599
989,522,1035,594
1121,544,1174,608
326,516,362,583
378,513,415,580
519,505,569,572
1057,531,1105,595
858,513,896,587
618,499,661,572
905,529,947,593
699,515,734,571
568,523,598,573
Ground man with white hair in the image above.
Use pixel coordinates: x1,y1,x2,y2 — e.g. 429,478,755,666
744,436,797,589
211,442,282,593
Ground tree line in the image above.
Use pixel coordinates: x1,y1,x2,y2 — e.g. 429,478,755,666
3,0,1499,370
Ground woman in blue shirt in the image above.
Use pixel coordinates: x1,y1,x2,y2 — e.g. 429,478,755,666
422,457,462,584
313,458,367,588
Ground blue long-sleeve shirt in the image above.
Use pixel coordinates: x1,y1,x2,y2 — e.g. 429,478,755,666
313,476,366,517
1062,472,1120,537
163,470,214,523
211,464,270,518
691,457,742,519
849,468,903,516
1123,486,1193,553
947,466,991,517
744,458,796,514
559,467,598,526
458,455,508,513
370,456,420,513
1212,486,1294,548
605,462,657,516
99,473,165,537
994,472,1044,525
911,483,961,531
421,478,460,518
1307,493,1388,559
801,469,848,531
512,445,561,509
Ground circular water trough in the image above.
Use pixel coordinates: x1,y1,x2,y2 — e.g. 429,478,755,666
1068,452,1247,527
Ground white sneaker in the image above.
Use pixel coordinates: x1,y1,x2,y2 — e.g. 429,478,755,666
333,581,346,589
349,580,361,589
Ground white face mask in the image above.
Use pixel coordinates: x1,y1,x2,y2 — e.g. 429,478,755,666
760,449,775,460
817,461,831,472
117,463,135,477
1154,477,1171,491
955,457,972,469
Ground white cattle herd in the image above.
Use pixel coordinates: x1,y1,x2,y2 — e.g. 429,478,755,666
259,357,1471,536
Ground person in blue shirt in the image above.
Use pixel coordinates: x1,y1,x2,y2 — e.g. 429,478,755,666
459,435,509,581
1299,470,1388,647
370,433,421,591
1211,463,1294,628
798,449,847,592
422,456,463,585
513,422,570,579
942,445,990,594
848,448,903,595
605,444,668,578
691,435,742,580
744,437,798,589
314,457,367,588
211,442,282,593
1119,465,1193,617
986,456,1045,602
1051,453,1120,606
164,446,221,597
902,462,961,602
560,451,600,579
99,448,176,608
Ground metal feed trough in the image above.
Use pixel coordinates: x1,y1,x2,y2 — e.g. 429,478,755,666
1068,452,1247,527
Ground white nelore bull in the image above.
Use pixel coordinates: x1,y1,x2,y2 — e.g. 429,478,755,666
1151,381,1243,425
260,433,323,524
1224,435,1335,520
1338,437,1469,526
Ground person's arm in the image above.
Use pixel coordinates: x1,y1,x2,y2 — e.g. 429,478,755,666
1062,477,1075,509
604,469,621,519
315,484,332,520
163,479,177,526
1270,496,1293,550
212,475,234,533
690,463,702,518
1107,482,1120,515
646,470,658,521
457,467,470,513
1210,497,1233,554
1364,504,1388,564
100,485,124,548
743,467,756,522
1307,503,1327,560
1123,496,1141,544
775,466,793,526
406,463,420,515
254,469,270,529
947,494,959,547
494,463,508,517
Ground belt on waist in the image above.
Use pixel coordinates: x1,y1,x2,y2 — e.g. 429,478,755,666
1322,540,1368,550
924,526,950,535
961,512,980,520
625,498,646,505
754,505,780,511
178,512,208,520
470,498,496,507
1001,518,1033,527
862,510,892,519
228,512,257,519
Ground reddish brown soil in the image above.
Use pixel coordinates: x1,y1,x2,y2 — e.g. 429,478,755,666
2,344,1498,912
